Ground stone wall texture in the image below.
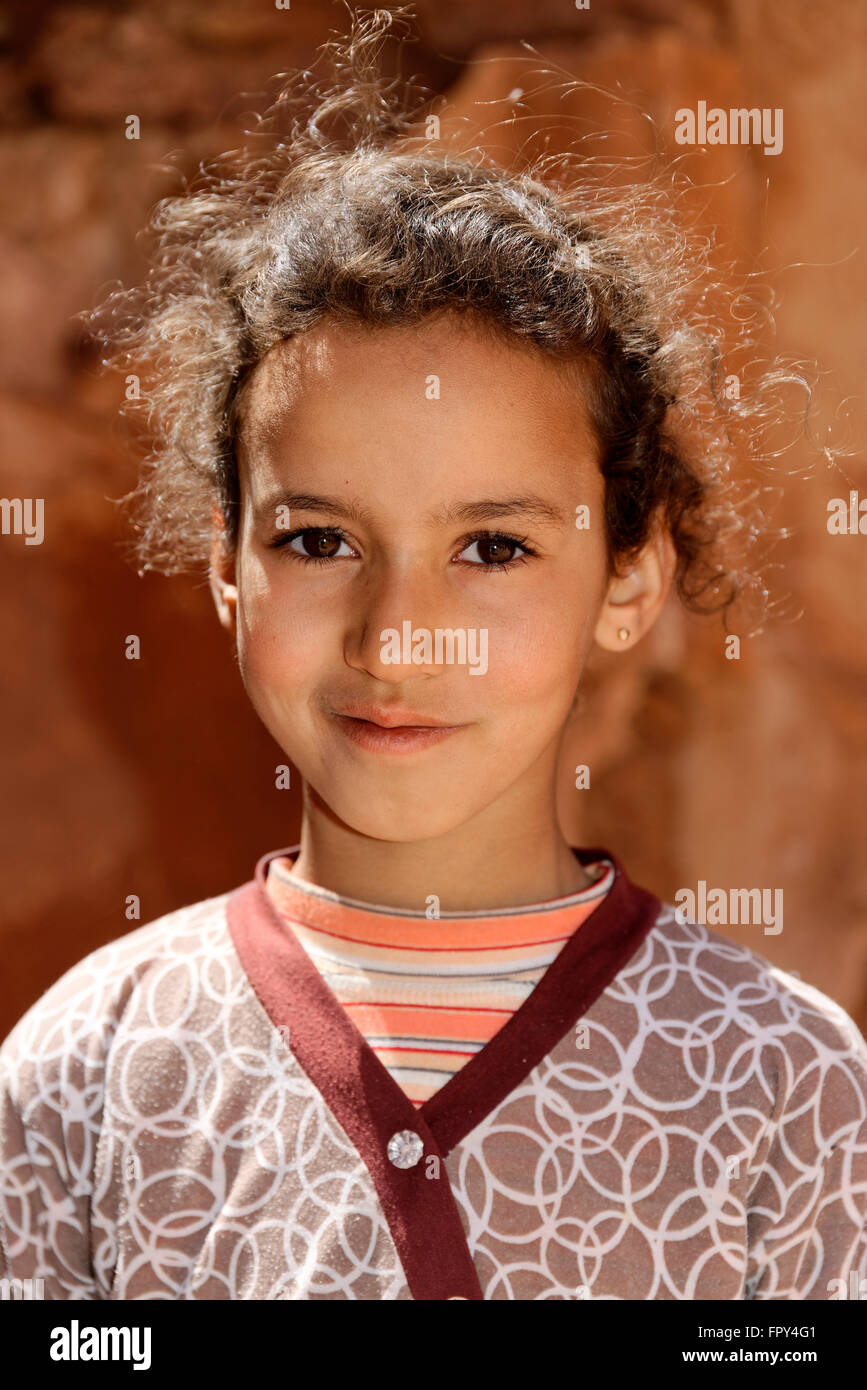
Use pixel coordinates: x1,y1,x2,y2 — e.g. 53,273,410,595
1,0,865,1038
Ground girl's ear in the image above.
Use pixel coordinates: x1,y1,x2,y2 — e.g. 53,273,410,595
209,510,238,634
594,523,677,652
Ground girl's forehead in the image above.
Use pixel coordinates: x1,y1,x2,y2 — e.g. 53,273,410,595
237,317,597,460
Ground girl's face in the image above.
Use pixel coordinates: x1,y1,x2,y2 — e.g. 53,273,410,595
213,315,649,843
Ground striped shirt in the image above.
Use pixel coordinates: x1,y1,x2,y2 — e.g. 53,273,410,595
264,852,615,1107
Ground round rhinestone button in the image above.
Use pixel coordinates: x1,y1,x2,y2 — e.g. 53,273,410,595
387,1130,424,1169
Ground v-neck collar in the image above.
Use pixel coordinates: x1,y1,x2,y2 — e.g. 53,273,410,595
226,843,662,1300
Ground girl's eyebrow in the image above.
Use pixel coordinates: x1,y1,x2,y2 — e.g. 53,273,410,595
256,490,570,528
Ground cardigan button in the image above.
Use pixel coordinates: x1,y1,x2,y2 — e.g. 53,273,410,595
387,1130,424,1169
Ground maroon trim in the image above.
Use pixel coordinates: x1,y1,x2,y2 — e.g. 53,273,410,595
227,845,662,1301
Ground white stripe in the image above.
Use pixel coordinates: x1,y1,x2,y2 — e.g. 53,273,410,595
366,1036,486,1053
294,944,563,978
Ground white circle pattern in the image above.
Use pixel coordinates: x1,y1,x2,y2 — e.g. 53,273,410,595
0,897,865,1300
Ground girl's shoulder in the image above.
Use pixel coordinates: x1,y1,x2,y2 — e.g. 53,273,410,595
0,890,235,1075
641,900,867,1070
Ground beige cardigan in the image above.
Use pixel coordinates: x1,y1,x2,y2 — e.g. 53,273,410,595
1,845,865,1300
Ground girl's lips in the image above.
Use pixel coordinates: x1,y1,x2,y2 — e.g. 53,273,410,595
330,712,465,754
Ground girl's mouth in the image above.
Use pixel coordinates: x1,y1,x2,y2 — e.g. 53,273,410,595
330,713,465,754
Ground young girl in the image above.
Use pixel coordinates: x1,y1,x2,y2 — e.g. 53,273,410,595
2,9,865,1302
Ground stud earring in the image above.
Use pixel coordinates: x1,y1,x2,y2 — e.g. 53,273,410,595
617,627,630,641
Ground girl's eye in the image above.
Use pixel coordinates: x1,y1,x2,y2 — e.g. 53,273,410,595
456,532,535,572
270,527,356,563
269,526,535,572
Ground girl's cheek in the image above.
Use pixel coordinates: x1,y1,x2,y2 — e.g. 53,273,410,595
242,586,341,693
491,607,580,691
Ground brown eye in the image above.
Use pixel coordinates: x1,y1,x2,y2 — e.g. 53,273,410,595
287,528,351,560
455,531,535,573
305,530,341,557
460,535,522,566
477,537,515,564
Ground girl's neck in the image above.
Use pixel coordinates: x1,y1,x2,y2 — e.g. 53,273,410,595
288,780,595,913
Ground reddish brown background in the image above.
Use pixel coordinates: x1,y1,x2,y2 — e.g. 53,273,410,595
1,0,865,1039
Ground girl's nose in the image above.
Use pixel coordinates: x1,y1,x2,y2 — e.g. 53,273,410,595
342,564,458,682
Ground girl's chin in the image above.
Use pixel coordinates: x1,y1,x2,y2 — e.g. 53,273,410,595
326,806,475,844
304,779,486,844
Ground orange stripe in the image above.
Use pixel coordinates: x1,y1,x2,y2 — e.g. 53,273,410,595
345,1002,508,1041
266,858,610,949
285,924,581,954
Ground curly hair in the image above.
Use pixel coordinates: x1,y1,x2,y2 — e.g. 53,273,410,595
83,3,812,630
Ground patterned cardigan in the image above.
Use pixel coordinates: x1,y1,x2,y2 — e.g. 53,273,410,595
1,846,865,1301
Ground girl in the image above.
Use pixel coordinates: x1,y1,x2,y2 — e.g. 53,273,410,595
1,8,865,1301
